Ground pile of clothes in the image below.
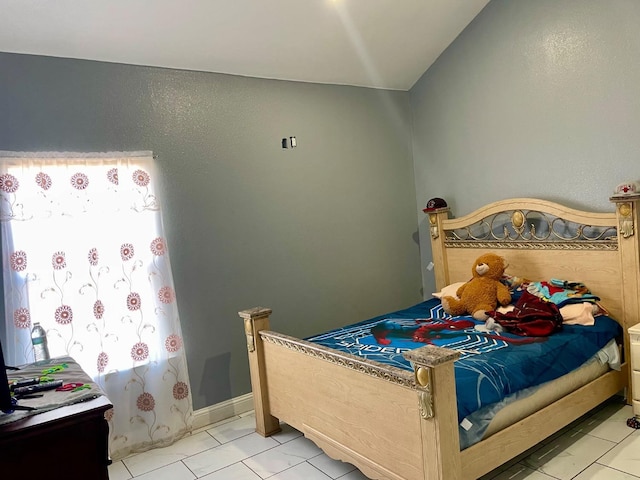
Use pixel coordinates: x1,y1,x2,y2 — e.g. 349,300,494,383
487,279,601,336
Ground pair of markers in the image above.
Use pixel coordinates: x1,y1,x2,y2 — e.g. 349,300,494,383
9,376,50,391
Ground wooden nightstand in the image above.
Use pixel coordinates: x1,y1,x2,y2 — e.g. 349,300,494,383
0,358,112,479
629,323,640,416
0,396,112,479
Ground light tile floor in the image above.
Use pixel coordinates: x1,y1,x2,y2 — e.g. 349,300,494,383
109,396,640,480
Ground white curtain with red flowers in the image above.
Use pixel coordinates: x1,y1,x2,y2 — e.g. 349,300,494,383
0,151,192,460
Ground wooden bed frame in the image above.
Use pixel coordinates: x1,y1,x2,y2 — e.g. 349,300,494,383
239,196,640,480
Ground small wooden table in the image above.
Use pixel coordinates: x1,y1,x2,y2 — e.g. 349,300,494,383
0,362,112,480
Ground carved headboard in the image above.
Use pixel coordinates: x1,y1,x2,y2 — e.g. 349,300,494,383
427,197,640,339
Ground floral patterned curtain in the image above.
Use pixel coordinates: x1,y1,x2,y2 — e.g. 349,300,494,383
0,151,192,460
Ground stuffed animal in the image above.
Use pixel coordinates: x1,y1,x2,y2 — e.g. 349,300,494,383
441,253,511,321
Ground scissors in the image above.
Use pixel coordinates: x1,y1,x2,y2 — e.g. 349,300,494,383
55,382,90,392
2,396,36,412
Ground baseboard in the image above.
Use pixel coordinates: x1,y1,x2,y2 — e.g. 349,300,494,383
192,393,254,430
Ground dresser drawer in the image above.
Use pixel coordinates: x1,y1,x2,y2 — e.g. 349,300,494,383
631,341,640,369
633,370,640,401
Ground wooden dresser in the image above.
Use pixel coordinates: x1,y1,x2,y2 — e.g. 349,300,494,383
0,359,112,480
629,323,640,416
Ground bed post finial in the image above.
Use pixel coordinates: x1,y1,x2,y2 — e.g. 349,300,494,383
238,307,281,437
239,307,271,352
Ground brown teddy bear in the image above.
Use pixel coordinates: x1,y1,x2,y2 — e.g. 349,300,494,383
441,253,511,321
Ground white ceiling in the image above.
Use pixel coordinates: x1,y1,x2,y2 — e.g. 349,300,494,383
0,0,489,91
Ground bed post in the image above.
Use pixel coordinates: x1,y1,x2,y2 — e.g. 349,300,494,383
427,206,451,291
404,345,461,480
238,307,282,436
610,195,640,405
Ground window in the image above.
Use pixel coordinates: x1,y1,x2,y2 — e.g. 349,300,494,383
0,151,192,459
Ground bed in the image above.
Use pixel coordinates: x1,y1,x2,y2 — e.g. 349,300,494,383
239,196,640,480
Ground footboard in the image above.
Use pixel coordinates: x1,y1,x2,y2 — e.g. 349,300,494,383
240,308,462,480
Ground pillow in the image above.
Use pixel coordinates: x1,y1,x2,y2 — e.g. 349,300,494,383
559,302,597,326
432,282,466,299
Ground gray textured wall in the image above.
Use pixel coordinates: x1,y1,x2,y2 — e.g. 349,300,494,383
0,53,421,409
411,0,640,296
4,0,634,412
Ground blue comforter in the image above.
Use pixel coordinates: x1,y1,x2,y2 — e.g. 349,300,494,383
305,298,621,423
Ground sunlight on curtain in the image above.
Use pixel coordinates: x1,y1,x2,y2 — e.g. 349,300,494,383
0,151,192,460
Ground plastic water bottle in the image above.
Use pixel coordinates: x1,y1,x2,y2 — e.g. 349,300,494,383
31,322,50,362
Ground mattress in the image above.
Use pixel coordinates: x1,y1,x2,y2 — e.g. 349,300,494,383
458,338,619,448
305,298,622,445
